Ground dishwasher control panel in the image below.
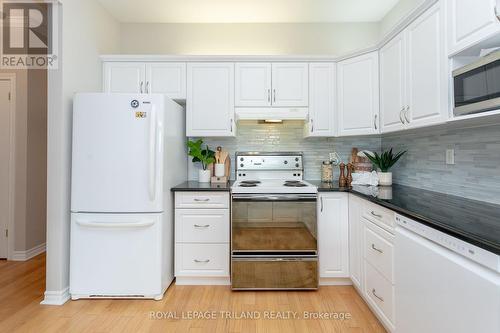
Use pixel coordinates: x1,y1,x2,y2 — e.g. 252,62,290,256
396,214,500,273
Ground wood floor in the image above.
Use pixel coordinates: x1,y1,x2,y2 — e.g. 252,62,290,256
0,254,386,333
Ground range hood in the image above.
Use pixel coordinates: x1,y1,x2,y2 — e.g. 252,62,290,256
235,107,309,121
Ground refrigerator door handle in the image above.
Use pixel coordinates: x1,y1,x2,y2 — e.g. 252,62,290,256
76,220,155,229
148,106,157,202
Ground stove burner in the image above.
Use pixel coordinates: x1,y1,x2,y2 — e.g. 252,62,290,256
239,183,258,187
284,182,307,187
284,180,302,183
241,180,261,185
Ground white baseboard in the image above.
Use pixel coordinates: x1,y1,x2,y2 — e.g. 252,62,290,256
41,287,70,306
175,277,231,286
11,243,46,261
319,277,353,286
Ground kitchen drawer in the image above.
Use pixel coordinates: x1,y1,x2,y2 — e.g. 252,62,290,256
363,219,394,283
175,192,229,209
364,260,395,325
175,209,229,243
362,200,395,232
175,243,229,277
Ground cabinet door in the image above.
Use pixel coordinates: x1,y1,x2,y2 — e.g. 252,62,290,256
447,0,500,55
186,63,235,137
103,62,145,93
337,52,380,136
380,33,407,133
318,193,349,278
406,2,448,128
306,63,336,137
271,63,309,107
146,63,186,100
349,195,364,291
235,63,272,107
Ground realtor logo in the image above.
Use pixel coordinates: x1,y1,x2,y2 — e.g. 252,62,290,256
1,0,59,69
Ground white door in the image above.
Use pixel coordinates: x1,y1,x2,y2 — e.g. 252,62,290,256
0,80,12,259
380,33,407,133
71,94,164,213
447,0,500,55
337,52,380,136
103,62,146,93
349,195,364,290
146,62,186,99
187,63,235,137
406,2,448,128
235,63,272,107
318,193,349,278
306,63,336,137
271,63,309,107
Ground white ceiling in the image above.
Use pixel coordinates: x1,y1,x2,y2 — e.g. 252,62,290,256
98,0,400,24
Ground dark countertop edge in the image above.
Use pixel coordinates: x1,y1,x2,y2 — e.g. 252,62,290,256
171,181,500,255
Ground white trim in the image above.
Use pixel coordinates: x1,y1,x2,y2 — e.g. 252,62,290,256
40,287,70,306
11,243,46,261
319,277,353,286
175,277,231,285
0,73,16,261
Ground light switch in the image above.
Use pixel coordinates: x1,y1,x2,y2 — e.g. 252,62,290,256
446,149,455,165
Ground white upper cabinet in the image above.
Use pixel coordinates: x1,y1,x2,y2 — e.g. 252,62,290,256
186,63,235,137
406,2,448,128
103,62,145,93
271,63,309,107
235,63,272,107
103,61,186,99
146,63,186,99
235,62,308,107
447,0,500,55
305,63,336,137
380,33,407,133
337,52,380,136
318,193,349,279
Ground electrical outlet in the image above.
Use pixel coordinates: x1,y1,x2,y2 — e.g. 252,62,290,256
446,149,455,165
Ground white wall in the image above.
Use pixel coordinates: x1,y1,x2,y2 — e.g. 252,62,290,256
379,0,426,37
119,22,381,55
44,0,120,305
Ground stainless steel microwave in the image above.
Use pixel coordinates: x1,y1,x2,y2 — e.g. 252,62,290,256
453,51,500,116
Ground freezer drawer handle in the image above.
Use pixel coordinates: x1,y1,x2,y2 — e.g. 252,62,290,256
372,289,384,302
76,220,155,229
194,259,210,263
371,244,383,254
194,224,210,228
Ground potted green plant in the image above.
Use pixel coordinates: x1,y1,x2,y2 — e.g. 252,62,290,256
187,139,215,183
365,148,406,186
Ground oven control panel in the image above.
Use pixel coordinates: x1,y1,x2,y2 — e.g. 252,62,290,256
236,153,303,171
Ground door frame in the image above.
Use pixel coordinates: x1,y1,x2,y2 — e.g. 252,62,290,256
0,73,16,260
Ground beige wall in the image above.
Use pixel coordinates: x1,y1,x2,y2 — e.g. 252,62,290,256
119,22,381,55
379,0,426,37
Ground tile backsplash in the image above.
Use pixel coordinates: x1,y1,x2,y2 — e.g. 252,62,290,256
188,121,381,181
382,123,500,205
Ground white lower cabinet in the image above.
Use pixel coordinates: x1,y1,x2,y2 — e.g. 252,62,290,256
174,192,230,285
318,193,349,280
348,195,364,291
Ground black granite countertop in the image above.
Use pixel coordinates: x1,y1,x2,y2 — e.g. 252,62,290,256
312,181,500,255
171,181,233,192
171,180,500,255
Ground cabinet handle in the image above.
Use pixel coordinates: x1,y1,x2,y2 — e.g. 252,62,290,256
140,81,144,94
273,89,276,103
230,118,233,133
404,106,410,123
320,197,324,212
194,259,210,263
194,198,210,202
371,244,383,254
146,81,150,94
374,114,378,130
194,224,210,228
372,289,384,302
267,89,271,103
371,211,383,218
311,119,314,133
399,107,406,124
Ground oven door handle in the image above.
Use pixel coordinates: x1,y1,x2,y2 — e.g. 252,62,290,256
231,194,317,201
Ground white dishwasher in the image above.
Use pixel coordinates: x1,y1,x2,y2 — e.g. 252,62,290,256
395,214,500,333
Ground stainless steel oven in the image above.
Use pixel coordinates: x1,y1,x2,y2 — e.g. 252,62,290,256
231,193,318,290
453,50,500,116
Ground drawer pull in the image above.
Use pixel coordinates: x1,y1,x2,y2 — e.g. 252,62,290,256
194,259,210,263
194,224,210,228
194,198,210,202
371,244,383,254
372,289,384,302
371,211,383,218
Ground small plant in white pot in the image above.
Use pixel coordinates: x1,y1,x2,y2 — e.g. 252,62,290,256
365,149,406,186
188,139,215,183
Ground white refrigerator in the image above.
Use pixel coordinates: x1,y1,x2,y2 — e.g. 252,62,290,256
69,93,186,300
